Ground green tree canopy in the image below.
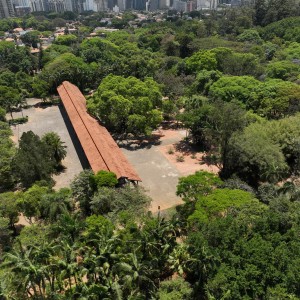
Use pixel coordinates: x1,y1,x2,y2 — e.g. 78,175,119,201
54,34,77,46
189,188,258,224
0,192,20,228
249,79,300,118
41,132,67,168
209,75,260,104
0,122,15,191
0,86,21,117
227,122,289,185
40,53,93,92
12,131,55,188
18,184,50,223
93,170,118,188
237,29,263,44
20,30,40,48
80,37,119,64
177,171,222,202
88,74,163,135
266,60,300,81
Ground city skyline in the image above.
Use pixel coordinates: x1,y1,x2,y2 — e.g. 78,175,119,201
0,0,241,18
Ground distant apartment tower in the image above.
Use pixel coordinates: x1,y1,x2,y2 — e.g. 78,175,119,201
0,0,14,18
93,0,107,11
147,0,158,11
83,0,97,10
14,5,31,15
83,0,108,11
186,0,196,11
196,0,217,9
159,0,169,9
47,0,66,12
230,0,241,6
117,0,124,10
133,0,146,10
172,0,186,11
30,0,46,11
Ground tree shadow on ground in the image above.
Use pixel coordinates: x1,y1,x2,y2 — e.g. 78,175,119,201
32,101,59,109
117,134,162,151
200,152,222,168
161,120,184,130
53,164,67,175
173,140,203,156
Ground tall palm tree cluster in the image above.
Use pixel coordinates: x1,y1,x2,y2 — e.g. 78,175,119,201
0,211,182,299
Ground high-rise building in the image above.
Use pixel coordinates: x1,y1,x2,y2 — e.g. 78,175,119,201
186,0,196,11
82,0,108,11
117,0,125,10
172,0,186,11
14,5,31,15
29,0,46,11
147,0,158,11
159,0,169,9
230,0,241,6
13,0,30,7
93,0,107,11
196,0,217,10
133,0,146,10
0,0,14,18
83,0,97,10
47,0,66,12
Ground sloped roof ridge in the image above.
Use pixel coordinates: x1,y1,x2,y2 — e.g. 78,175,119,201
58,81,141,181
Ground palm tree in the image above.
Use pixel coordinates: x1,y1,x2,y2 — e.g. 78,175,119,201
3,243,45,298
112,252,157,299
41,132,67,167
50,213,84,243
40,188,73,222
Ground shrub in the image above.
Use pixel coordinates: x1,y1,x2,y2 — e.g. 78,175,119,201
168,147,174,154
93,170,118,188
176,155,185,162
8,116,28,125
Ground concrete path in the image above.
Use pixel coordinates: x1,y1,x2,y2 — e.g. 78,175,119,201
120,130,186,212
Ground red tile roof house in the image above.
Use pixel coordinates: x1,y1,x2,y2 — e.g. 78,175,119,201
57,81,141,184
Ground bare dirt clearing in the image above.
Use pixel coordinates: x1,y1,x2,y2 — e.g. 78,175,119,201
120,128,219,212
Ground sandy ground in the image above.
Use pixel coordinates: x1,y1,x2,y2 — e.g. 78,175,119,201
159,144,219,176
16,213,31,226
121,129,219,212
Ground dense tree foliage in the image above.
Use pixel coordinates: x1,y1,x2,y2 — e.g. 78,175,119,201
12,131,66,188
88,74,163,135
0,122,15,191
2,9,300,300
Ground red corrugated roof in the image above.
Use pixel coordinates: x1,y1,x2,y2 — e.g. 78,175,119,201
57,81,141,182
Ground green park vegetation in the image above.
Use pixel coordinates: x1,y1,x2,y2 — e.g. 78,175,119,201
2,3,300,298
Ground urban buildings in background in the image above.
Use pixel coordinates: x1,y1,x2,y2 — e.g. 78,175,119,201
0,0,14,18
0,0,242,18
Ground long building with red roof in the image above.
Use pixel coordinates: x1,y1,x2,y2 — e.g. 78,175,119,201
57,81,141,183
